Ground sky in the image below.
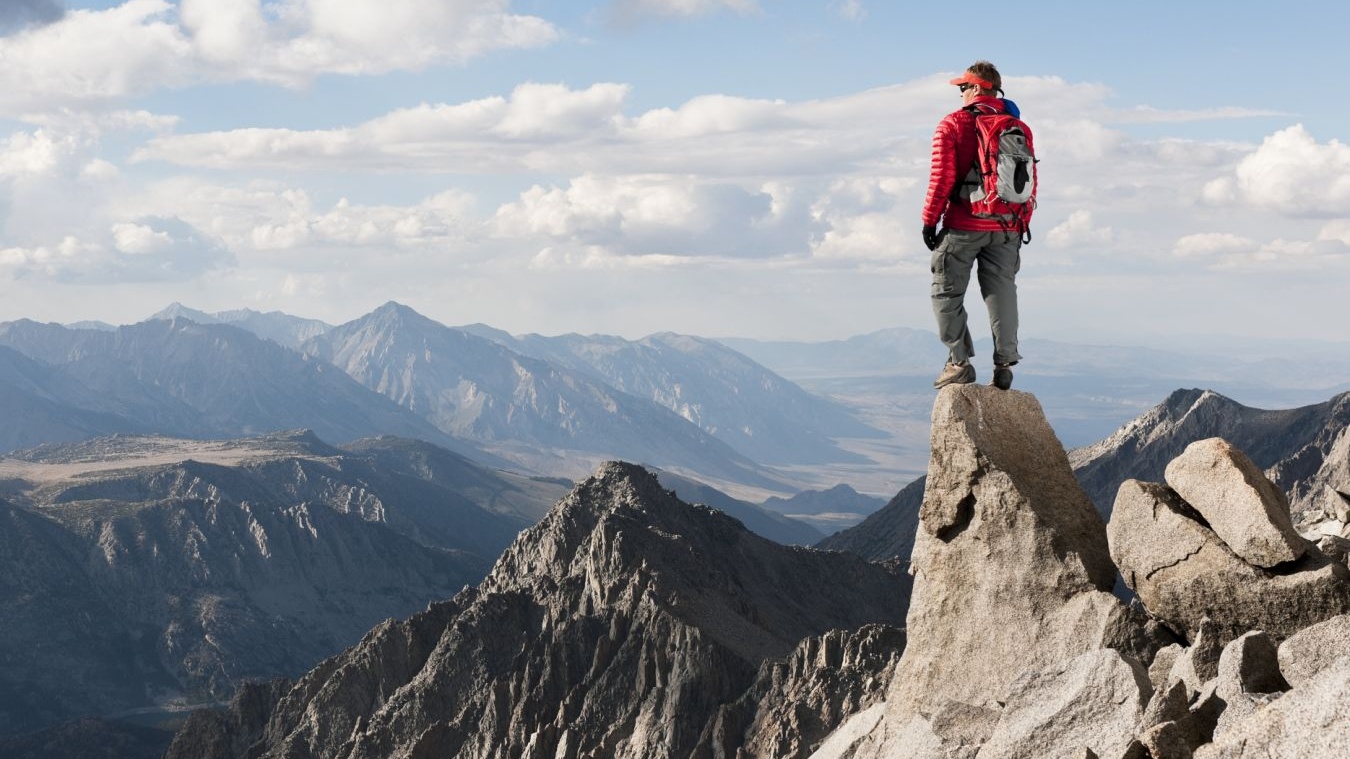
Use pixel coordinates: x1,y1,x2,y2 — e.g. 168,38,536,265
2,0,1349,348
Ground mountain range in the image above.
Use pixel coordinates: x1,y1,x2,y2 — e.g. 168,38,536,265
0,304,899,499
25,301,1340,504
163,462,911,759
300,303,793,493
0,317,494,465
0,430,569,738
2,296,1348,756
459,324,884,466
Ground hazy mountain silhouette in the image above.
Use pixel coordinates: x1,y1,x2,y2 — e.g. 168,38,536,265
304,302,793,492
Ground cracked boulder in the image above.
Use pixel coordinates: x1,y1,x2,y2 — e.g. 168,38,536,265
1109,478,1350,644
1164,438,1305,567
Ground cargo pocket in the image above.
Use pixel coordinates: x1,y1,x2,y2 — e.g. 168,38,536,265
931,249,952,296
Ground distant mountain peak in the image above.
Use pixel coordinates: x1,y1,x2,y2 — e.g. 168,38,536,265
1163,387,1232,412
147,303,218,324
371,300,420,317
364,301,441,331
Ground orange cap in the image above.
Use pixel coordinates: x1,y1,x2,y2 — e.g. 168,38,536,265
949,72,994,90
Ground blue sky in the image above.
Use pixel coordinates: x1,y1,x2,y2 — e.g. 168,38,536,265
2,0,1349,349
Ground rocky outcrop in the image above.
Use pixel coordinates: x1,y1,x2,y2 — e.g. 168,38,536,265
1097,437,1350,757
1283,424,1350,534
170,462,910,759
1109,460,1350,643
811,390,1350,759
807,386,1162,759
883,386,1152,717
824,390,1350,563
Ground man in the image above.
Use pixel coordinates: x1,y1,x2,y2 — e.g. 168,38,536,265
921,60,1034,390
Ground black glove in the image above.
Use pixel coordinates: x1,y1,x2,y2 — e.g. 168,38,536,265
922,226,943,251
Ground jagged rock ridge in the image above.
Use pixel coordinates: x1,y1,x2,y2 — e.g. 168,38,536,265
168,462,910,759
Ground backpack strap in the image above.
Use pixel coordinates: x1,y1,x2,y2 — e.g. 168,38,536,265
950,105,996,203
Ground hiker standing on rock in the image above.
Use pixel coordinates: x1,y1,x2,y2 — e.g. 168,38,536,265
922,60,1037,390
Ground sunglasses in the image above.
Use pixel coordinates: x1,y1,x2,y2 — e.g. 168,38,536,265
958,83,976,93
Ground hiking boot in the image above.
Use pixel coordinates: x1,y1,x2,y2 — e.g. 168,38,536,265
992,363,1014,390
933,361,975,388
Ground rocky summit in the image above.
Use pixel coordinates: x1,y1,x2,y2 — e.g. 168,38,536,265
168,462,909,759
167,386,1350,759
810,386,1350,759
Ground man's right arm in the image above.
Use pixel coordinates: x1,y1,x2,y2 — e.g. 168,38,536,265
921,116,960,229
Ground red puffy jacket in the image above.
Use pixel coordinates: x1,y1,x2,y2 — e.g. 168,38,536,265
921,96,1036,233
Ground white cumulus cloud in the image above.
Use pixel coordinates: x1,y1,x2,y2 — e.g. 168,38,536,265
133,80,916,177
0,129,73,178
1319,220,1350,246
808,176,912,263
0,0,559,115
1202,125,1350,217
495,173,794,258
0,0,192,115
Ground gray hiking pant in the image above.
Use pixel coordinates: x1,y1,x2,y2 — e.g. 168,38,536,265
930,229,1022,366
